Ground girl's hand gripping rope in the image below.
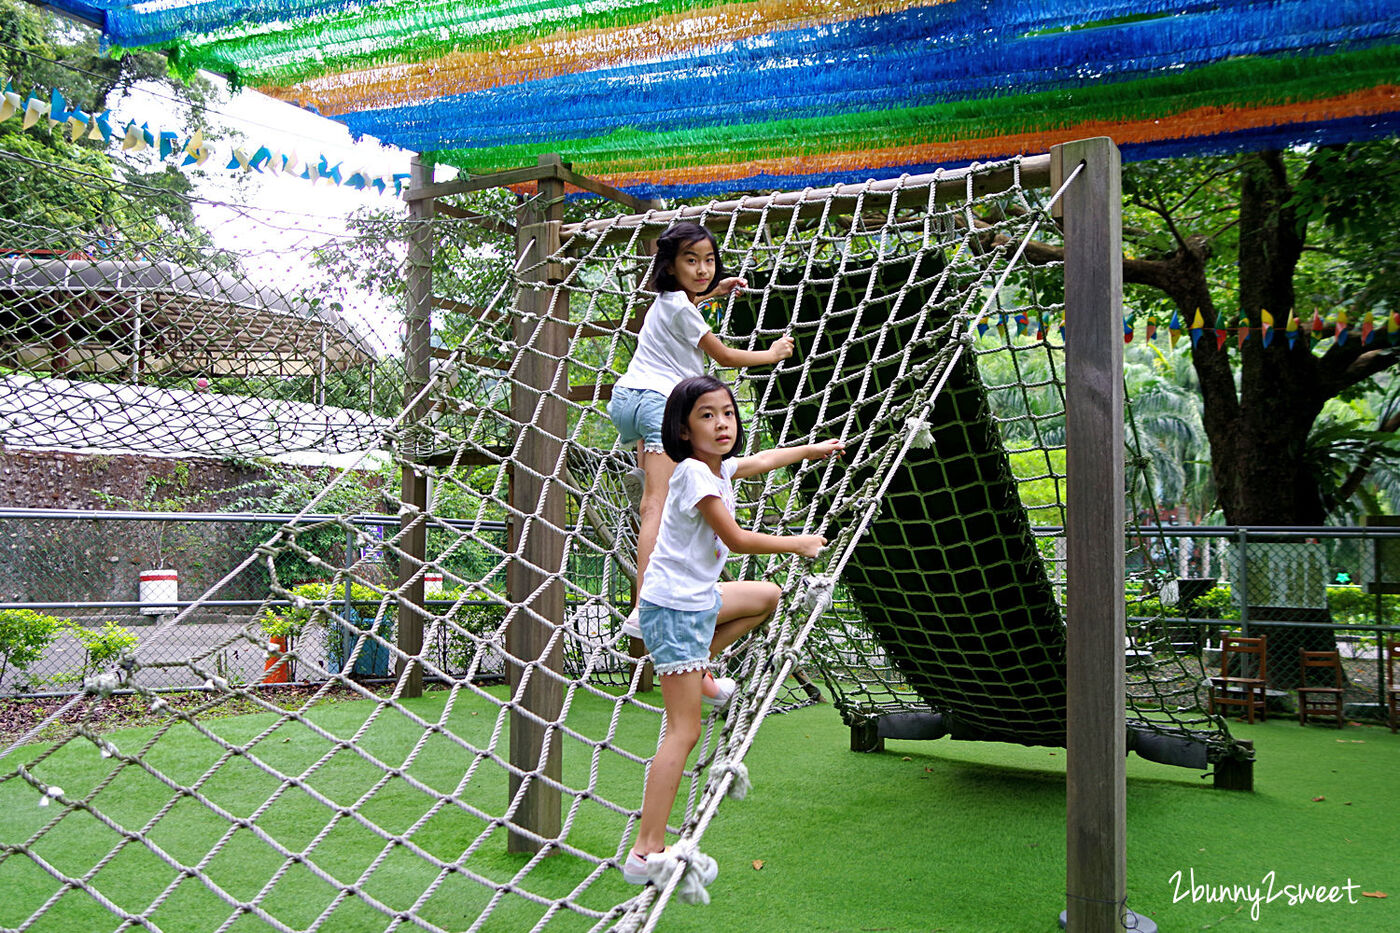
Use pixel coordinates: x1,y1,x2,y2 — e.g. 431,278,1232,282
764,334,795,364
788,439,844,557
805,438,844,461
714,275,747,296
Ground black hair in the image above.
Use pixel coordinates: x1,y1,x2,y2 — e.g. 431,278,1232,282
647,222,730,296
661,374,745,463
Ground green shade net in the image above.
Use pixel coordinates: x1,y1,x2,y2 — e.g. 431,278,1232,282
734,255,1067,745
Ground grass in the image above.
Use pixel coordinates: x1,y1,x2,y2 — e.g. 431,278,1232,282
669,709,1398,933
1,686,1396,932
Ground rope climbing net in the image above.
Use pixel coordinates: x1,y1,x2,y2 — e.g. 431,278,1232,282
0,153,1241,932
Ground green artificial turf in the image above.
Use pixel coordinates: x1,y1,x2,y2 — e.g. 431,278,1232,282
664,708,1398,933
1,690,1395,932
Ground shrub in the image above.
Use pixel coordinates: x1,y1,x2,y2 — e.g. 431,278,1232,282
261,580,389,638
1128,584,1239,621
0,609,66,688
274,581,402,676
66,620,138,681
441,588,509,672
1325,585,1398,625
1193,585,1240,621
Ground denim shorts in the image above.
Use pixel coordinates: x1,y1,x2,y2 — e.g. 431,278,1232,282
638,590,720,676
608,386,667,453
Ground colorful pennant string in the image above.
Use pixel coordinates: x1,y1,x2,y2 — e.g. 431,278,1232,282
985,305,1392,351
0,78,410,196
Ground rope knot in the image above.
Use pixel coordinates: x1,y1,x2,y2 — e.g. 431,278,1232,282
904,416,935,449
83,670,124,698
670,841,720,905
777,646,805,669
709,758,752,801
632,841,720,904
798,575,836,615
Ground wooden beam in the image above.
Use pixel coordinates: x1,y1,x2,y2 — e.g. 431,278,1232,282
567,317,644,339
568,382,614,402
433,201,516,237
430,346,513,370
403,163,556,202
396,155,435,700
507,155,567,855
556,164,663,213
433,296,505,325
1057,137,1127,933
560,154,1052,245
411,447,512,469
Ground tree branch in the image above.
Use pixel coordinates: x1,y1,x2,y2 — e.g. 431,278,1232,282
1336,408,1400,503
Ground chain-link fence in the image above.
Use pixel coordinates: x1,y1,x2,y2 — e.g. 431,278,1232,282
1132,524,1400,711
0,509,635,694
9,511,1400,718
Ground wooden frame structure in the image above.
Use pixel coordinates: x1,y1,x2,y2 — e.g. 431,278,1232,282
398,142,1135,930
399,155,660,855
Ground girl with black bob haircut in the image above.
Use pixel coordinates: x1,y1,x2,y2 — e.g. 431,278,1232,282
647,222,732,294
620,373,842,888
659,373,746,463
607,223,794,642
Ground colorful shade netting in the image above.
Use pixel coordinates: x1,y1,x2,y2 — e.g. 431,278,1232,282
54,0,1400,197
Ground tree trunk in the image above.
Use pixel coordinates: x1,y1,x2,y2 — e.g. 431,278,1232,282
1197,152,1325,527
1185,152,1332,686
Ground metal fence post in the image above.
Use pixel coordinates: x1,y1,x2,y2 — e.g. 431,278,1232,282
1236,528,1250,637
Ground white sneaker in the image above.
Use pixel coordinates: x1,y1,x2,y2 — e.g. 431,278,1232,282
622,848,663,885
620,607,643,641
702,676,737,710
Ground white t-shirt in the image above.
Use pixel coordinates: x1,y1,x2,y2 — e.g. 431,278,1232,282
640,457,738,611
615,291,711,397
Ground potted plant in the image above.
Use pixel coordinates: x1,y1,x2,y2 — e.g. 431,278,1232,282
258,608,306,684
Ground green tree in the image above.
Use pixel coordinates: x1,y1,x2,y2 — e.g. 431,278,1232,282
1124,342,1214,522
1012,141,1400,525
0,0,214,255
1115,142,1400,525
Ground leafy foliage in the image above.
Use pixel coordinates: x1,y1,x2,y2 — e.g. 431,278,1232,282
61,620,137,683
0,0,214,254
0,609,65,687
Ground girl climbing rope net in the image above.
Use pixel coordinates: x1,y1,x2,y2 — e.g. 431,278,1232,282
622,374,841,893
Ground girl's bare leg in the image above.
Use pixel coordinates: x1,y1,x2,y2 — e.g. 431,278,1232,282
711,580,781,657
634,443,678,593
634,669,704,855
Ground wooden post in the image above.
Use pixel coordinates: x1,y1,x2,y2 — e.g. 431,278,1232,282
1054,137,1128,933
507,155,568,853
1213,739,1254,791
396,155,433,699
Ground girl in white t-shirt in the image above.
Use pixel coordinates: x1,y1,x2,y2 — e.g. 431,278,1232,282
621,374,842,886
608,222,794,636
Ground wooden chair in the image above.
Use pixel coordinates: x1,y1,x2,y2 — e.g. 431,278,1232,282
1388,641,1400,734
1296,650,1345,727
1208,635,1268,723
